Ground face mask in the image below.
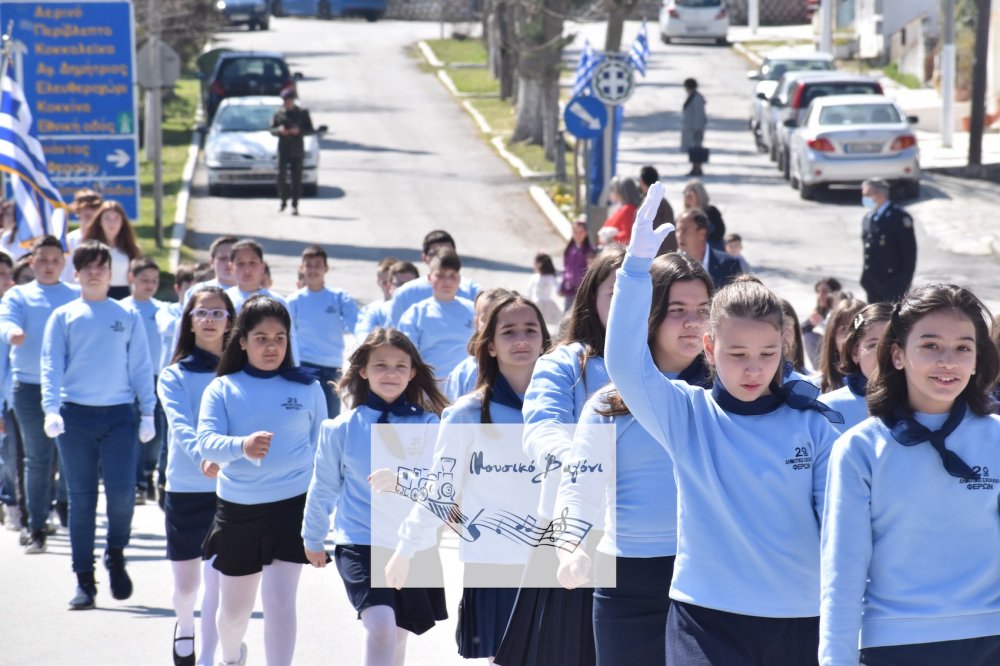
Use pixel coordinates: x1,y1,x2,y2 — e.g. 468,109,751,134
861,196,876,210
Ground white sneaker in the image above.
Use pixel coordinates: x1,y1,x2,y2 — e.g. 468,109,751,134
218,643,246,666
4,505,22,531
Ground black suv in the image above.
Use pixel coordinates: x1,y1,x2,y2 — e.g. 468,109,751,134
202,52,299,120
217,0,271,31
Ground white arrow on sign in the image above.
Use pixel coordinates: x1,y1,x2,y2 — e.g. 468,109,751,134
568,101,601,130
106,148,131,168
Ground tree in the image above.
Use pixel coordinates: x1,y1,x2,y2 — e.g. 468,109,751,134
134,0,220,67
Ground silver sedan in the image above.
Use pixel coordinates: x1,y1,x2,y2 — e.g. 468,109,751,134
788,95,920,201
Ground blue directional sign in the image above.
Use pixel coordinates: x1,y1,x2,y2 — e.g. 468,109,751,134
0,1,140,220
564,95,608,140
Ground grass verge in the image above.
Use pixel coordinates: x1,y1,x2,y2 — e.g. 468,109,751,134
883,63,923,90
424,38,488,65
445,68,500,95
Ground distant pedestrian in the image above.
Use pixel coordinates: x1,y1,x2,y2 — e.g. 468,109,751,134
0,199,27,260
600,176,643,244
681,78,707,176
674,209,742,288
801,276,843,370
526,253,562,330
724,233,751,273
859,178,916,305
270,89,315,217
81,201,142,300
638,165,660,196
682,179,725,251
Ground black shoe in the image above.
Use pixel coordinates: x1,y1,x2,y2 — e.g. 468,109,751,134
291,206,299,216
69,572,96,610
25,529,46,554
173,622,196,666
279,201,287,212
104,548,133,600
55,500,68,527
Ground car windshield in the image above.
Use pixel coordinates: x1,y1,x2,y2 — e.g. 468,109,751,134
761,59,833,81
676,0,721,7
818,104,902,125
218,58,288,86
803,83,879,106
215,105,279,132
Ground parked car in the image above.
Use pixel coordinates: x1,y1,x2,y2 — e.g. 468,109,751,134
271,0,386,21
202,51,300,121
659,0,729,45
768,72,883,179
205,96,327,196
787,95,920,200
216,0,271,30
747,51,834,151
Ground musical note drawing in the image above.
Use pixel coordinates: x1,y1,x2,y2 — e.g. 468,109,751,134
475,509,592,552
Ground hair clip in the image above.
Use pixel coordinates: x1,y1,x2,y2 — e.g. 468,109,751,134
853,312,865,330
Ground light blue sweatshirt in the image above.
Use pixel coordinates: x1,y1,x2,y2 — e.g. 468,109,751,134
558,380,679,558
820,384,869,435
0,281,79,384
41,298,155,415
182,278,230,306
444,355,478,402
523,341,609,518
156,302,182,371
158,361,217,493
606,254,838,618
397,296,475,380
197,370,326,504
225,286,287,313
819,411,1000,665
286,286,359,368
354,299,389,340
122,296,164,376
301,404,440,551
387,277,479,327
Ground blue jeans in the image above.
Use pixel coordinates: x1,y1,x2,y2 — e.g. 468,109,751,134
302,363,341,419
56,402,137,573
0,408,25,516
135,386,165,491
14,382,63,531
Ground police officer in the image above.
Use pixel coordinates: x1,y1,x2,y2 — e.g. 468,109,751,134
859,178,916,304
270,88,314,216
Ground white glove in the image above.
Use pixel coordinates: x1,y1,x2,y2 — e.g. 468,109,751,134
139,415,156,444
44,413,65,438
627,181,675,259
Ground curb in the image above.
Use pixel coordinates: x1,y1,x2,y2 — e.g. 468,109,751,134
461,99,493,134
489,136,554,180
417,41,443,68
731,41,764,67
529,185,572,242
169,107,204,272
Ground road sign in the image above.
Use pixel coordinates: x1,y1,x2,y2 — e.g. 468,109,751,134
592,55,635,106
563,95,608,140
0,1,140,220
137,40,181,89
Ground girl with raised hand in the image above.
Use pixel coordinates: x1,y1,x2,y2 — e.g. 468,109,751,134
196,296,326,666
387,294,552,662
604,182,842,666
302,328,449,666
819,302,893,434
493,247,624,666
820,285,1000,666
556,252,713,665
158,286,235,666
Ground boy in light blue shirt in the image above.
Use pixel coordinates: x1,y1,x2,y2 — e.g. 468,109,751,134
224,239,288,313
286,245,359,418
386,229,479,326
397,248,475,382
41,241,157,611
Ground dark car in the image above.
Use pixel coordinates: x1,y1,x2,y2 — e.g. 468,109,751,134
202,51,299,121
216,0,271,30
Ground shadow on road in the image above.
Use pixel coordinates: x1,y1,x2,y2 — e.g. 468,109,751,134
318,137,432,156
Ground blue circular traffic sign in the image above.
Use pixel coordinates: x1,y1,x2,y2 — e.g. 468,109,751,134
563,95,608,140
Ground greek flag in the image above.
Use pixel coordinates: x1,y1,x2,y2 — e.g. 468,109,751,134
0,62,67,247
629,21,650,77
571,40,602,98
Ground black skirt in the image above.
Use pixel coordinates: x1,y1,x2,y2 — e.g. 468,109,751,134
202,493,310,576
494,546,597,666
164,491,217,561
334,544,448,636
456,564,523,659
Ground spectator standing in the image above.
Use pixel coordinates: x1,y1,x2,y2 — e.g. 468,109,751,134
270,89,315,217
681,78,707,176
859,178,916,304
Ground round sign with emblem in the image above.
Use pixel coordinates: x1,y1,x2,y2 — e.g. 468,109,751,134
592,56,635,106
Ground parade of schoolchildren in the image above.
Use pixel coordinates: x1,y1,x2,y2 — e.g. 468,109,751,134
2,1,1000,665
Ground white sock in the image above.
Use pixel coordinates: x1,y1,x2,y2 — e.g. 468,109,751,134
171,559,201,658
198,558,221,666
260,560,303,666
217,571,261,664
360,605,398,666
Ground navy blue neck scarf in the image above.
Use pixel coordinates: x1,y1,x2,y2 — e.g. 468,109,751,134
490,372,524,411
244,363,317,385
365,393,424,424
713,379,844,423
678,354,712,388
179,346,220,373
846,373,868,398
883,400,977,480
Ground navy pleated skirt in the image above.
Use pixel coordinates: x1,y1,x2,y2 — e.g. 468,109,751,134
202,494,310,576
164,491,217,561
861,635,1000,666
456,563,522,658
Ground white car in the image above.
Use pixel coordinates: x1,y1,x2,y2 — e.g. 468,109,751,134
659,0,729,45
205,96,326,196
788,95,920,200
747,51,834,151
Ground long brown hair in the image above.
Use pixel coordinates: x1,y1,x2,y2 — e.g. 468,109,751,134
467,288,513,355
819,297,867,393
339,328,448,416
473,295,552,423
868,284,999,417
780,299,806,374
84,200,141,259
837,302,893,378
170,286,236,365
558,246,625,377
708,274,785,388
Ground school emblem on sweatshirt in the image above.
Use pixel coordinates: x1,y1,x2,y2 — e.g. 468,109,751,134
325,305,338,314
785,445,812,471
281,397,303,411
109,320,126,333
961,466,997,490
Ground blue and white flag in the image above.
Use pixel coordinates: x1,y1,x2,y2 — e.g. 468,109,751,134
0,62,67,247
572,40,603,98
629,21,650,77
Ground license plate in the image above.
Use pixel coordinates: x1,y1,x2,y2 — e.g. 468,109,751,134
845,142,882,154
686,25,707,33
230,13,250,20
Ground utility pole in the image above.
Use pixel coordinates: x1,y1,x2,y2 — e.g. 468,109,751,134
968,0,992,170
819,0,833,53
147,0,164,247
941,0,956,147
748,0,759,36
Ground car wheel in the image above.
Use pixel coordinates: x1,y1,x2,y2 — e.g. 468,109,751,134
661,34,672,45
271,0,285,17
365,10,379,21
800,181,820,200
259,19,269,30
781,148,791,180
208,183,223,196
318,0,332,18
715,37,728,46
304,183,318,197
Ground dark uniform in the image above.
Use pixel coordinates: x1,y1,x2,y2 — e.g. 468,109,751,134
860,202,917,304
270,104,315,210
